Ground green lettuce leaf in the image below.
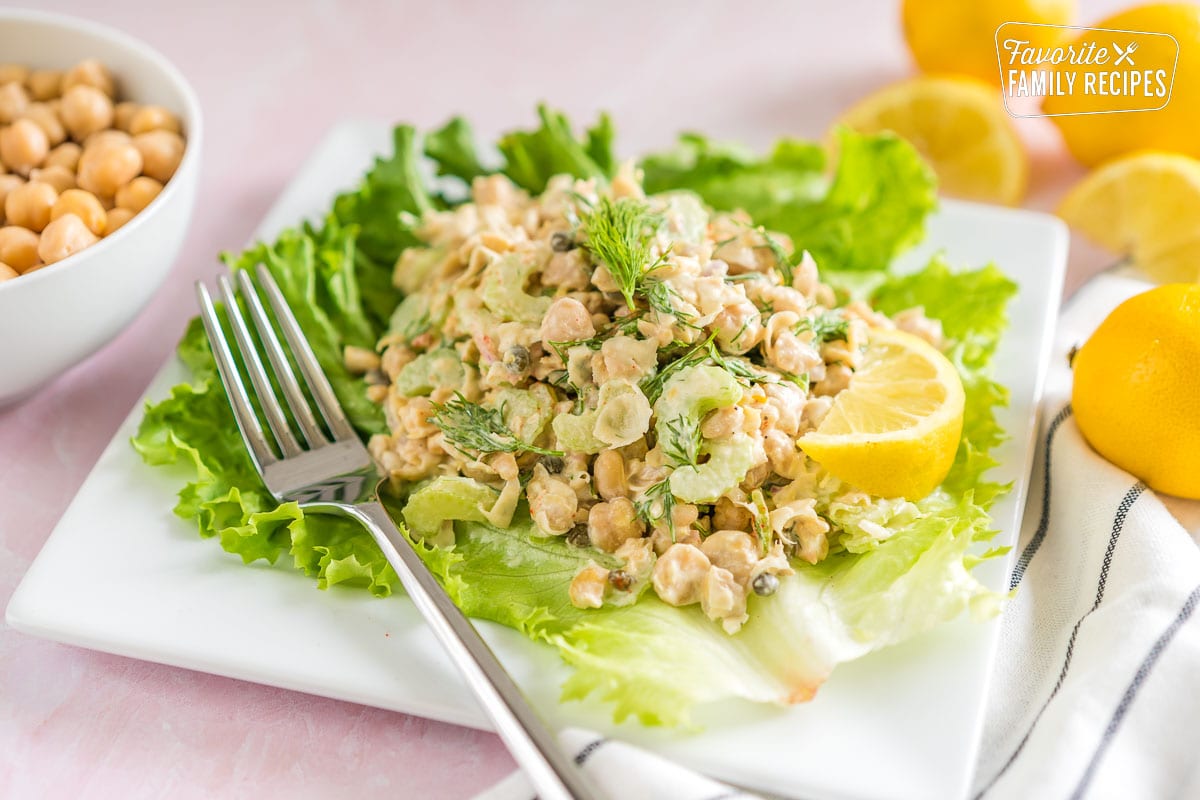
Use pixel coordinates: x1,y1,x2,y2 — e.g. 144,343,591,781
332,125,434,266
641,128,936,272
641,134,826,215
424,116,490,186
497,104,616,193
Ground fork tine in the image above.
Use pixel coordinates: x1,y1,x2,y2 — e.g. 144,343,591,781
217,275,304,459
235,270,330,449
254,263,359,442
195,281,279,470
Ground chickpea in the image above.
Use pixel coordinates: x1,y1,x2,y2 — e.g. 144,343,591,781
133,129,184,184
28,70,63,102
106,206,134,233
587,497,645,553
343,344,381,375
5,180,57,231
0,226,40,271
44,142,81,171
62,59,114,97
0,118,49,175
0,65,28,86
0,81,30,124
114,175,163,212
569,564,610,609
29,165,76,193
77,141,142,197
0,261,17,281
52,189,106,236
60,85,114,141
19,102,66,146
651,543,711,606
84,129,131,151
37,213,98,265
113,101,138,132
593,450,628,501
128,105,181,135
700,530,759,587
0,173,23,223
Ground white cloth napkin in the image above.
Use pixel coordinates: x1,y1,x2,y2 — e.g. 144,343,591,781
972,273,1200,800
474,274,1200,800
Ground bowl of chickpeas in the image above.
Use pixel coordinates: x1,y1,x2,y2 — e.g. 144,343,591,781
0,9,200,405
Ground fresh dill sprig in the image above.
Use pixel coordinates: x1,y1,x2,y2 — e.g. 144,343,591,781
580,196,666,310
795,312,850,344
660,415,702,468
430,393,563,458
634,478,677,538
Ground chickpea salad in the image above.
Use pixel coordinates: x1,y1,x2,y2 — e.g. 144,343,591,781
136,108,1018,726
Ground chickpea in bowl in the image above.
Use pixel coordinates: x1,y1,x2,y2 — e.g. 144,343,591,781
0,9,201,406
0,57,187,280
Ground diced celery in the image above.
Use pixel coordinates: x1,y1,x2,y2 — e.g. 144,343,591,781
492,384,555,445
389,292,432,339
552,380,650,454
669,433,758,503
401,476,499,539
395,348,465,396
653,364,742,445
479,252,553,323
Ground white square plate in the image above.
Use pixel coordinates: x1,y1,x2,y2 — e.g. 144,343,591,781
6,121,1067,800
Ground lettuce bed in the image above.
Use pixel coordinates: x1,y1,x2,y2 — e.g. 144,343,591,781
132,107,1016,727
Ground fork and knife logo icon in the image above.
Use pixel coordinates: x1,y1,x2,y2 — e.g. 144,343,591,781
1113,41,1138,66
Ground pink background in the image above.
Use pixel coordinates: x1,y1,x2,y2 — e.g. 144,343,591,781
0,1,1134,797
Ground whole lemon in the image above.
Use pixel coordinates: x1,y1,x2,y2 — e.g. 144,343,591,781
1071,284,1200,498
1045,3,1200,166
903,0,1077,84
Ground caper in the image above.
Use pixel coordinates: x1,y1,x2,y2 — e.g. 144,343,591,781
608,569,632,591
539,454,565,473
566,525,591,548
752,572,779,597
550,231,575,252
503,344,530,373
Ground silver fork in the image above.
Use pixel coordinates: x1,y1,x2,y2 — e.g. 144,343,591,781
196,264,598,800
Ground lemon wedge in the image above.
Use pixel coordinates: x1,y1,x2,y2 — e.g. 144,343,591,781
798,329,965,500
835,76,1029,206
1057,151,1200,284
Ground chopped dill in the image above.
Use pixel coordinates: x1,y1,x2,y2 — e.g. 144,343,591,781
755,226,794,286
795,312,850,344
661,415,703,468
639,332,718,404
430,393,563,458
634,478,677,538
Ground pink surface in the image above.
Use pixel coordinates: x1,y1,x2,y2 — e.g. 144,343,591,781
0,1,1133,797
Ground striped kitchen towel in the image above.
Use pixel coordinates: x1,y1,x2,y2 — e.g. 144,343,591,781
474,274,1200,800
972,273,1200,800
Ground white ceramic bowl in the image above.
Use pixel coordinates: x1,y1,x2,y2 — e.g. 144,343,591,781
0,10,202,406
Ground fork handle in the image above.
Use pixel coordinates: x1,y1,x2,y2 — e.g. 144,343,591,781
310,500,599,800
